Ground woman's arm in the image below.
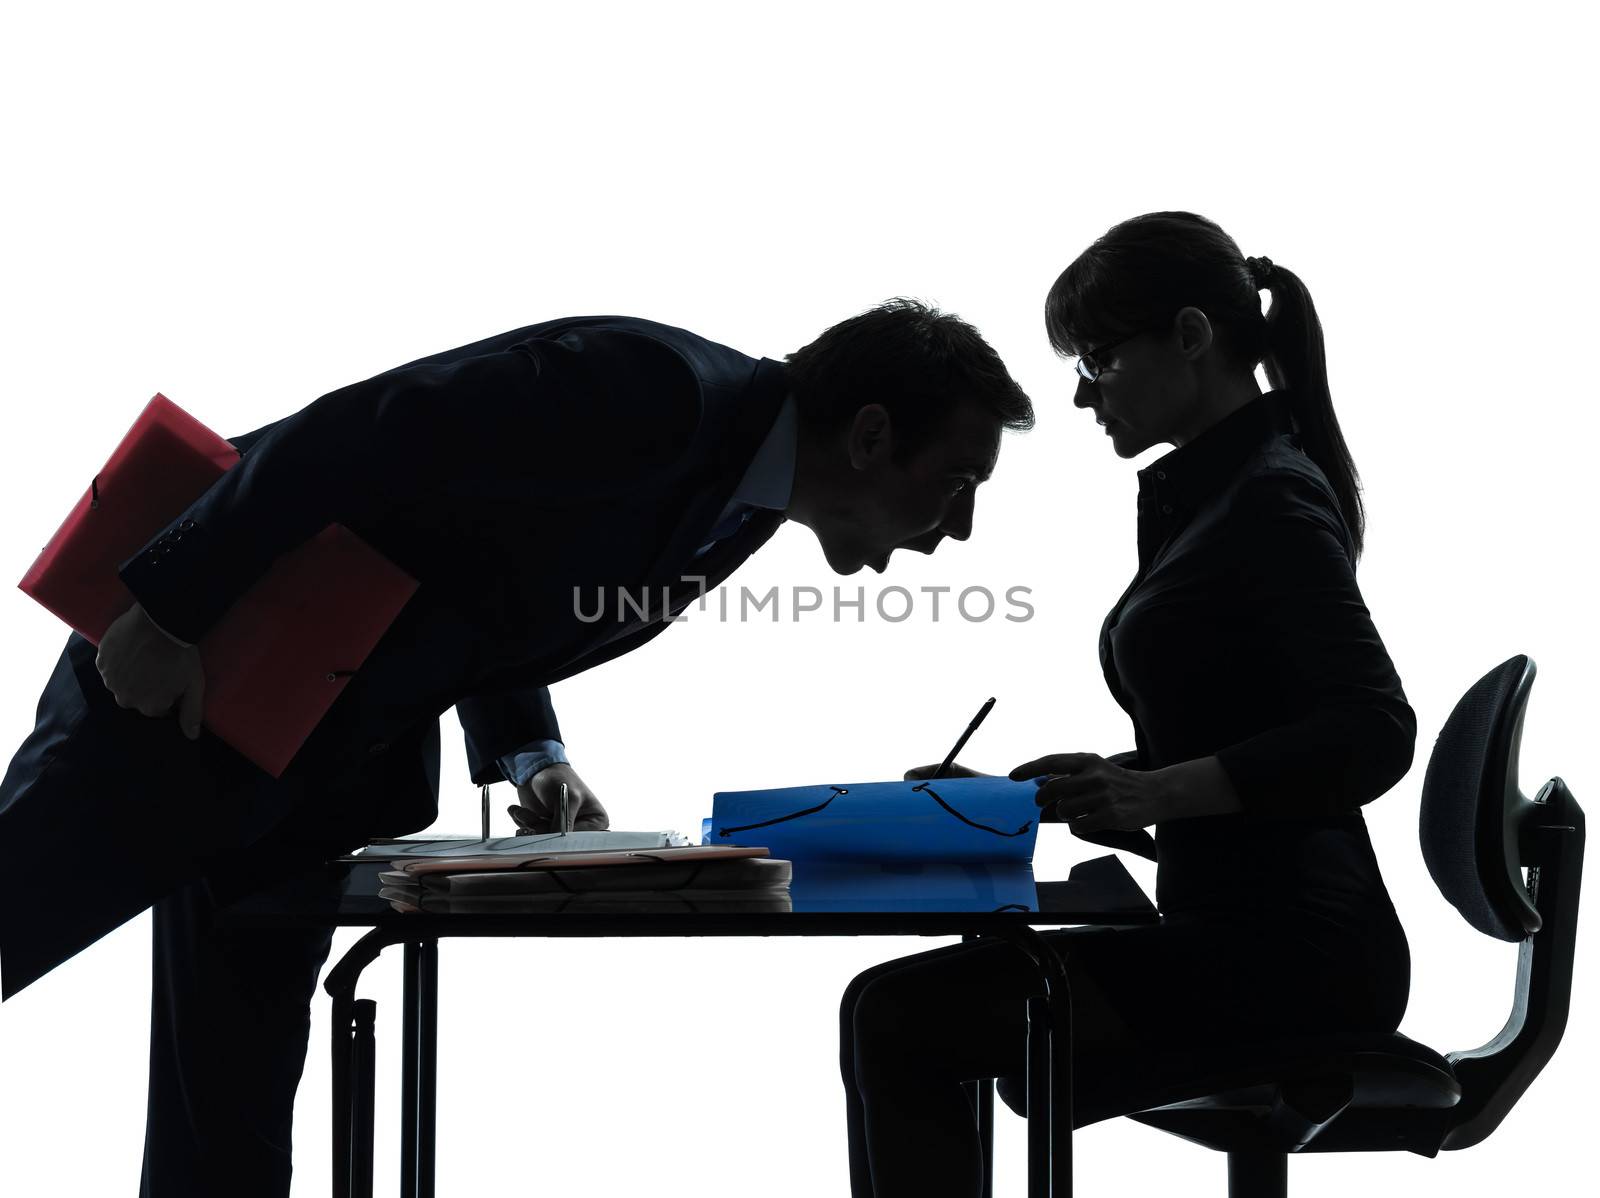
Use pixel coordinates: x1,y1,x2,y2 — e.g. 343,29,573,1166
1210,468,1417,818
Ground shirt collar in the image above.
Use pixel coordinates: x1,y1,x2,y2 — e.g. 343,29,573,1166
1137,390,1297,516
726,389,797,513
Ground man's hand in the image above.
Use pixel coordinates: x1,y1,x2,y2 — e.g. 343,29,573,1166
95,602,206,740
903,762,991,781
508,763,610,832
1009,752,1175,830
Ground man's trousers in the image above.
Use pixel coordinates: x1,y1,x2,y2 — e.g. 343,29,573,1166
1,631,399,1196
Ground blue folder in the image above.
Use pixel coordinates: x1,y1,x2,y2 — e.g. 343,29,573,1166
789,862,1039,912
706,776,1043,864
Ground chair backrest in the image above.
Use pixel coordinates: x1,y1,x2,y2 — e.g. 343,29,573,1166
1418,655,1542,941
1417,654,1586,1151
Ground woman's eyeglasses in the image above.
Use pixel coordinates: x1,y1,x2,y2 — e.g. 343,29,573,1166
1074,332,1138,382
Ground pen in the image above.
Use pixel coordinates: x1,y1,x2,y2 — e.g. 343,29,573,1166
931,697,996,780
481,783,491,841
557,781,570,835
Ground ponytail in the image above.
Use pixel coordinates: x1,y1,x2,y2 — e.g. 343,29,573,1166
1256,261,1366,561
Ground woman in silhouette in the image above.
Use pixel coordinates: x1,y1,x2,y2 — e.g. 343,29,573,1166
839,212,1416,1196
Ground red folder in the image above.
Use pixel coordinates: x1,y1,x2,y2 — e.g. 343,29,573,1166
17,393,419,778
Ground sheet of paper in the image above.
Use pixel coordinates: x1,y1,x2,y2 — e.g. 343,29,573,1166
354,830,692,860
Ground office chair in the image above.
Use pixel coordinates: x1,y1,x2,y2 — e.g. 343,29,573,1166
991,654,1584,1197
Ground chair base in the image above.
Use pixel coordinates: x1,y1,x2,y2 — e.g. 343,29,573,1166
1228,1150,1286,1198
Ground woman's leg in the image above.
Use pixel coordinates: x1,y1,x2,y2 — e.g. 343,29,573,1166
840,931,1141,1198
839,963,886,1198
839,909,1412,1197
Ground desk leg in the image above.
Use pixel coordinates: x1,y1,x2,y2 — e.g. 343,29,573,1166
977,1078,995,1198
331,990,379,1198
964,1076,995,1198
401,940,440,1198
401,944,417,1198
331,987,352,1198
1026,994,1051,1198
991,926,1072,1198
352,999,377,1198
963,933,996,1198
420,939,438,1198
326,930,408,1198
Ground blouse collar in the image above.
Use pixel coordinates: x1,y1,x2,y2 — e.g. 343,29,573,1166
1136,390,1298,518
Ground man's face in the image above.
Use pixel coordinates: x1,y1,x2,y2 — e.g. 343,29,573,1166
806,401,1004,575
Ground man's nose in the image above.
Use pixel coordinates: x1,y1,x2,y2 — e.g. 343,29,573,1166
1073,376,1097,409
941,492,974,543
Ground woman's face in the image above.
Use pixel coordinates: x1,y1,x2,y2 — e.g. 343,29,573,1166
1070,311,1207,456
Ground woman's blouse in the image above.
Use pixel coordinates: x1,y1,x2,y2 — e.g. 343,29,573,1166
1100,390,1416,916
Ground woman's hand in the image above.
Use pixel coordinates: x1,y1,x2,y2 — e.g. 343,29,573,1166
508,763,610,832
1009,752,1245,829
1009,752,1176,831
903,762,992,781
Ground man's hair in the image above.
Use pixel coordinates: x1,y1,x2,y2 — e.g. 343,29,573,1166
784,298,1034,456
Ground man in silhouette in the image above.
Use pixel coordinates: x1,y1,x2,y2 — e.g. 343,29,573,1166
0,298,1031,1195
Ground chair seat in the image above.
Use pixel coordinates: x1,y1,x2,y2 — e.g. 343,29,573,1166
996,1028,1461,1138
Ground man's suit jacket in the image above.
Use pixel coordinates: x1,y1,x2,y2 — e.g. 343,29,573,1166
117,316,790,834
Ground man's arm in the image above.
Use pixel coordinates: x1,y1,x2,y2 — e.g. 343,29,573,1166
456,686,564,786
458,690,613,832
117,329,703,645
496,739,569,787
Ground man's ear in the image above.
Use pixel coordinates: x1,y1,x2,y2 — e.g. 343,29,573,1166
847,403,894,470
1171,306,1215,361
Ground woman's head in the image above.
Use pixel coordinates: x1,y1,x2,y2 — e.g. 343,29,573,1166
1045,211,1366,558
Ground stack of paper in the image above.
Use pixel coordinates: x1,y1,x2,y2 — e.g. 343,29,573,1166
375,844,792,914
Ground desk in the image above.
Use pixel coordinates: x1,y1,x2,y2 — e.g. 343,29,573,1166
220,854,1159,1198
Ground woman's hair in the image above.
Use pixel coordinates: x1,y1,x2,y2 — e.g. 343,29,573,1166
787,297,1035,458
1044,211,1365,560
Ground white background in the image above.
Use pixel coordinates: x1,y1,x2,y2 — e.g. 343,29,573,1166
1,2,1594,1195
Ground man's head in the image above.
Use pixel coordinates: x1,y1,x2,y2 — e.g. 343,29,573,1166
782,298,1033,575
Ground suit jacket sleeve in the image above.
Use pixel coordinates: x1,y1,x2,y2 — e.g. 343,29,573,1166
1212,470,1417,817
456,687,564,786
116,328,703,644
496,739,569,787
